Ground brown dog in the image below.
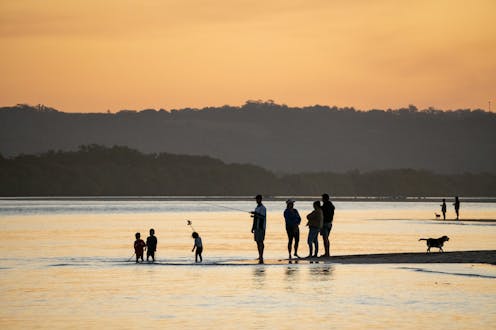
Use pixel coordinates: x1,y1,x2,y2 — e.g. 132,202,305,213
419,236,450,252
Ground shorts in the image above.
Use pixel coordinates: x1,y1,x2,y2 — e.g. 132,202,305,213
285,225,300,242
147,249,155,258
196,247,203,255
253,229,266,242
308,226,320,245
320,222,333,237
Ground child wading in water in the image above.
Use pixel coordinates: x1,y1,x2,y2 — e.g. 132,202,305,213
146,228,157,262
191,232,203,263
134,232,146,263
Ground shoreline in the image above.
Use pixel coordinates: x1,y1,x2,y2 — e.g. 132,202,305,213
276,250,496,265
1,196,496,203
136,250,496,266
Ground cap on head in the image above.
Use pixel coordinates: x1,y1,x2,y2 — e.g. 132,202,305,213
255,194,262,200
286,198,295,204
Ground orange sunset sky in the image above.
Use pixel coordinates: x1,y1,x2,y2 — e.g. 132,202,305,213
0,0,495,113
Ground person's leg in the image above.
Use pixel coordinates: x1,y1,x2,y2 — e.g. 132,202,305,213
287,238,293,259
286,226,293,259
328,224,333,255
322,224,330,257
307,232,313,257
257,241,264,263
294,227,300,257
313,231,319,257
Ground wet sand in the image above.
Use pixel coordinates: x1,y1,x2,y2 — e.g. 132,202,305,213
433,219,496,223
274,250,496,265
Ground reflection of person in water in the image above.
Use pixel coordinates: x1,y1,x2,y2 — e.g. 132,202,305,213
440,199,447,220
453,196,460,220
284,199,301,259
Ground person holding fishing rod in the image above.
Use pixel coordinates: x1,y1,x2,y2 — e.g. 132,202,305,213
251,194,267,264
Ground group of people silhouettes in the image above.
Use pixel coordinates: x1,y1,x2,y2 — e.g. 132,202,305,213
440,196,461,220
133,228,203,263
252,193,335,264
133,229,157,263
133,194,335,264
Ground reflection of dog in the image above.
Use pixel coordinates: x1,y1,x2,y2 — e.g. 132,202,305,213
419,236,450,252
435,213,441,219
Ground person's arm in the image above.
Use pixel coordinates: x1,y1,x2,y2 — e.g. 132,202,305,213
306,212,313,226
192,243,196,252
295,210,301,224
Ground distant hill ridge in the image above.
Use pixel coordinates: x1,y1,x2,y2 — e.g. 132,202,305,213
1,101,495,174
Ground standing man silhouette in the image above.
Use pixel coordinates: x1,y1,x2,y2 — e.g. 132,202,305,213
251,194,267,264
320,193,335,257
284,199,301,259
146,228,157,262
453,196,460,220
441,199,447,220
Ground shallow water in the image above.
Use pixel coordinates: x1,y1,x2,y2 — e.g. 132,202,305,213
0,199,495,329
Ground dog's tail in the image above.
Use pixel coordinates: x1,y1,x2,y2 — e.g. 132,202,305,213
418,238,427,241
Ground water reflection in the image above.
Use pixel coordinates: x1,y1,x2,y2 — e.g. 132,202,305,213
285,265,299,279
309,265,334,281
252,266,266,289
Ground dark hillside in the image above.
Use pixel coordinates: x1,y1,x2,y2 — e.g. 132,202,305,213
1,145,495,197
1,102,495,174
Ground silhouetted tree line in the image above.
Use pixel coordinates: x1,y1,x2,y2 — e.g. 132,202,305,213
1,102,495,174
1,145,494,197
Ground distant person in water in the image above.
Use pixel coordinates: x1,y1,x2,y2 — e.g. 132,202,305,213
306,201,323,258
191,232,203,263
320,193,335,257
251,194,267,264
284,199,301,259
133,232,146,263
440,199,447,220
146,228,157,262
453,196,460,220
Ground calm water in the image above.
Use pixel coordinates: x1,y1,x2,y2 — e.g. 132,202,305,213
1,199,495,329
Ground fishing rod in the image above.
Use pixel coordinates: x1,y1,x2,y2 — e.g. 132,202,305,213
200,201,252,214
127,252,135,262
